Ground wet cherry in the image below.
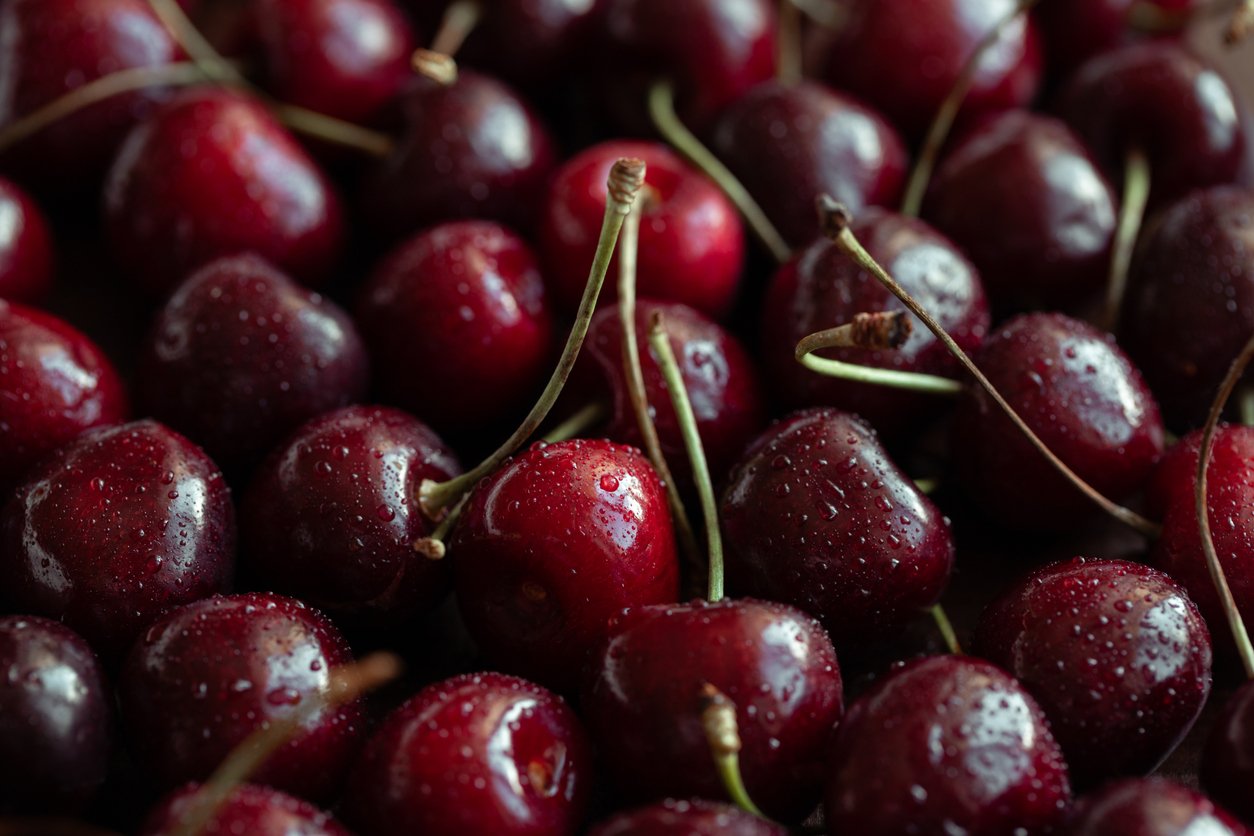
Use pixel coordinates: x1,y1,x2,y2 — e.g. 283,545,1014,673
1069,777,1251,836
0,177,53,302
141,783,351,836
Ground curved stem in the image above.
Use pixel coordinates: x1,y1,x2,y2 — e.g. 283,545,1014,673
418,158,647,518
647,80,792,264
542,401,609,443
430,0,483,57
1102,148,1150,332
930,604,963,654
795,314,966,395
817,195,1162,539
700,684,769,819
778,0,803,84
900,0,1042,218
1195,333,1254,680
270,103,395,157
149,0,240,81
1241,386,1254,427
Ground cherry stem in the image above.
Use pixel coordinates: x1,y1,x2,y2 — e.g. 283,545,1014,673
1227,0,1254,42
541,401,610,443
430,0,483,57
817,195,1163,539
914,476,940,494
778,0,804,84
647,80,792,264
1194,333,1254,680
1101,147,1151,332
700,684,769,819
412,49,459,85
418,158,647,518
168,652,402,836
1241,387,1254,427
795,311,966,395
930,604,963,654
900,0,1042,218
412,492,471,561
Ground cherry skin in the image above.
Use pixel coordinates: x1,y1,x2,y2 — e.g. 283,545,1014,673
921,110,1118,312
0,616,112,815
0,178,53,302
1069,778,1251,836
582,598,843,822
824,655,1072,835
0,301,128,494
951,312,1165,532
974,557,1213,788
355,221,555,438
1202,680,1254,827
820,0,1042,140
1036,0,1200,75
539,141,744,319
450,439,680,692
136,254,369,473
760,207,990,434
119,592,365,801
706,80,909,249
141,783,351,836
104,87,345,295
241,405,461,623
344,672,593,836
721,408,954,646
0,420,235,659
453,0,601,91
587,799,788,835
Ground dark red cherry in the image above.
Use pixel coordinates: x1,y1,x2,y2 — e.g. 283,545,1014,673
0,420,234,659
0,301,128,493
539,141,743,318
450,439,679,692
582,598,842,822
820,0,1042,140
721,408,954,646
587,799,787,836
360,71,558,241
455,0,601,91
254,0,416,125
1058,42,1247,206
760,208,990,434
241,405,461,623
136,254,369,473
951,312,1164,531
921,110,1117,311
0,178,53,302
1069,777,1251,836
824,655,1071,834
1202,680,1254,827
141,783,351,836
1037,0,1200,75
355,221,555,437
706,80,909,249
119,592,365,801
344,672,592,836
0,616,111,815
104,87,345,295
974,557,1213,787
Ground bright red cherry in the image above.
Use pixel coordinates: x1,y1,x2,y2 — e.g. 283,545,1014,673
1069,777,1251,836
1202,680,1254,827
0,420,234,659
0,178,53,302
141,783,351,836
588,799,787,835
450,439,679,692
344,672,593,836
104,87,345,295
975,558,1213,787
540,141,744,319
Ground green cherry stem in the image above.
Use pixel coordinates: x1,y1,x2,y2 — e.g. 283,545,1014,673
700,684,770,819
778,0,804,84
430,0,483,57
1241,387,1254,427
541,401,610,444
929,604,963,655
1101,147,1151,331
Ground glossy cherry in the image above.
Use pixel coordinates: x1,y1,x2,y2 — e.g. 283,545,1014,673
0,616,111,815
721,408,954,646
119,592,365,801
104,87,345,295
450,439,679,692
975,558,1213,787
921,110,1117,311
0,301,128,493
242,405,461,623
141,783,351,836
0,420,234,659
1202,680,1254,827
1069,778,1251,836
137,254,369,472
0,177,53,302
540,141,744,318
706,80,909,249
344,672,593,836
1037,0,1200,75
355,221,555,437
588,799,787,835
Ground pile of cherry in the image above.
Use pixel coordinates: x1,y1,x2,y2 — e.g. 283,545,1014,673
5,0,1254,833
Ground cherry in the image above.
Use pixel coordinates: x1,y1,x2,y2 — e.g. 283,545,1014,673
136,253,368,473
355,221,555,438
119,592,365,801
0,301,128,494
1202,680,1254,827
1069,777,1251,836
582,598,843,822
141,783,351,836
824,655,1071,834
760,207,990,434
453,0,601,91
344,672,592,836
588,799,787,835
1037,0,1200,75
0,616,111,815
540,141,744,318
819,0,1043,140
0,177,53,302
921,110,1118,311
706,80,909,249
720,408,954,646
974,557,1213,787
450,438,679,692
0,420,234,659
241,405,461,623
104,87,345,296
